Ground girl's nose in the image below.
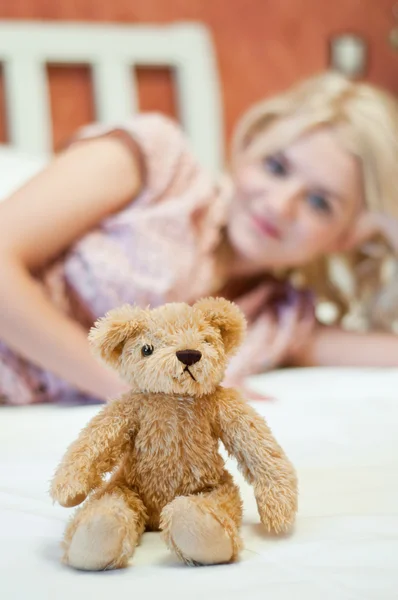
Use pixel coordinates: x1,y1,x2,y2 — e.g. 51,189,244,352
269,181,303,220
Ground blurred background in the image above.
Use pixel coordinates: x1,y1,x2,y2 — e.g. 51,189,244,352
0,0,397,156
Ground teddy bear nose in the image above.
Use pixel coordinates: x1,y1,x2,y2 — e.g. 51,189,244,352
176,350,202,366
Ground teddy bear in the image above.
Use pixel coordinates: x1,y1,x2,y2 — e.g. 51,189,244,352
50,297,298,570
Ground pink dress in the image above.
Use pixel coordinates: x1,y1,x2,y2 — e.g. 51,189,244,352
0,114,315,406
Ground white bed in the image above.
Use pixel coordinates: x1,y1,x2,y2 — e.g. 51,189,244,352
1,367,398,600
0,20,397,600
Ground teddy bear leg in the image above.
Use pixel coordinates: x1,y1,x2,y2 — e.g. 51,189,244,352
62,483,147,571
160,472,243,566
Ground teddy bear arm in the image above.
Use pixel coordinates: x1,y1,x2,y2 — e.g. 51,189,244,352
50,398,134,507
216,389,298,533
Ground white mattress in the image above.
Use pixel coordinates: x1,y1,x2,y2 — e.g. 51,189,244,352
1,367,397,600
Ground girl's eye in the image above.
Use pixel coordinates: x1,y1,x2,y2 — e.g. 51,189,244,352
141,344,154,357
263,155,288,177
307,192,332,215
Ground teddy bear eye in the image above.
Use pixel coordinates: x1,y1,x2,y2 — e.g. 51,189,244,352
141,344,154,357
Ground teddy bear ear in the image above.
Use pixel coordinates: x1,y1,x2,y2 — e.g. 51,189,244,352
194,297,246,355
88,304,147,368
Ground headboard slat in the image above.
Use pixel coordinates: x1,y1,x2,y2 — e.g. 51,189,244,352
4,59,51,154
92,61,138,123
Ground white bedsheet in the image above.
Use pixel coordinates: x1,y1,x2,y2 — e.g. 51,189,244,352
1,367,397,600
0,145,47,200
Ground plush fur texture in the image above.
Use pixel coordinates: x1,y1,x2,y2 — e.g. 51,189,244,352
50,298,298,570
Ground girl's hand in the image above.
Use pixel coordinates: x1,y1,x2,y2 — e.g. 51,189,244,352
225,282,316,386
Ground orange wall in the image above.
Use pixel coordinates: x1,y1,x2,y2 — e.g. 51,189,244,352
0,0,397,152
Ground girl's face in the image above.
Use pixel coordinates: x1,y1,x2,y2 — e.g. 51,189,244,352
227,123,364,270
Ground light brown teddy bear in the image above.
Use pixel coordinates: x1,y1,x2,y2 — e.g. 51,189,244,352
50,298,298,570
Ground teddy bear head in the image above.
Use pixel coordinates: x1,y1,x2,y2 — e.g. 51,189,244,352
88,297,246,396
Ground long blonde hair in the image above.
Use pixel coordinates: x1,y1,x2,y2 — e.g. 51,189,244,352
231,71,398,332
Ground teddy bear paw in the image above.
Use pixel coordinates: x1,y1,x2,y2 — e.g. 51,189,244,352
161,497,235,566
64,513,128,571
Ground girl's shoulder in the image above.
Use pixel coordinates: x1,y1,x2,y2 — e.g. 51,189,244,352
71,112,212,204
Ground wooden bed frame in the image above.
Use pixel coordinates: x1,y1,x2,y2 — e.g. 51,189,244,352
0,20,224,172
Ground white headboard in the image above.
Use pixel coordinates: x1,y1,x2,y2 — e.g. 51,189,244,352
0,20,224,172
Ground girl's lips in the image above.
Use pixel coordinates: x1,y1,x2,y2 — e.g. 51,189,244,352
250,213,282,240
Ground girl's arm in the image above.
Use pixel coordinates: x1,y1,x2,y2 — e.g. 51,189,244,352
0,135,142,400
291,325,398,368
